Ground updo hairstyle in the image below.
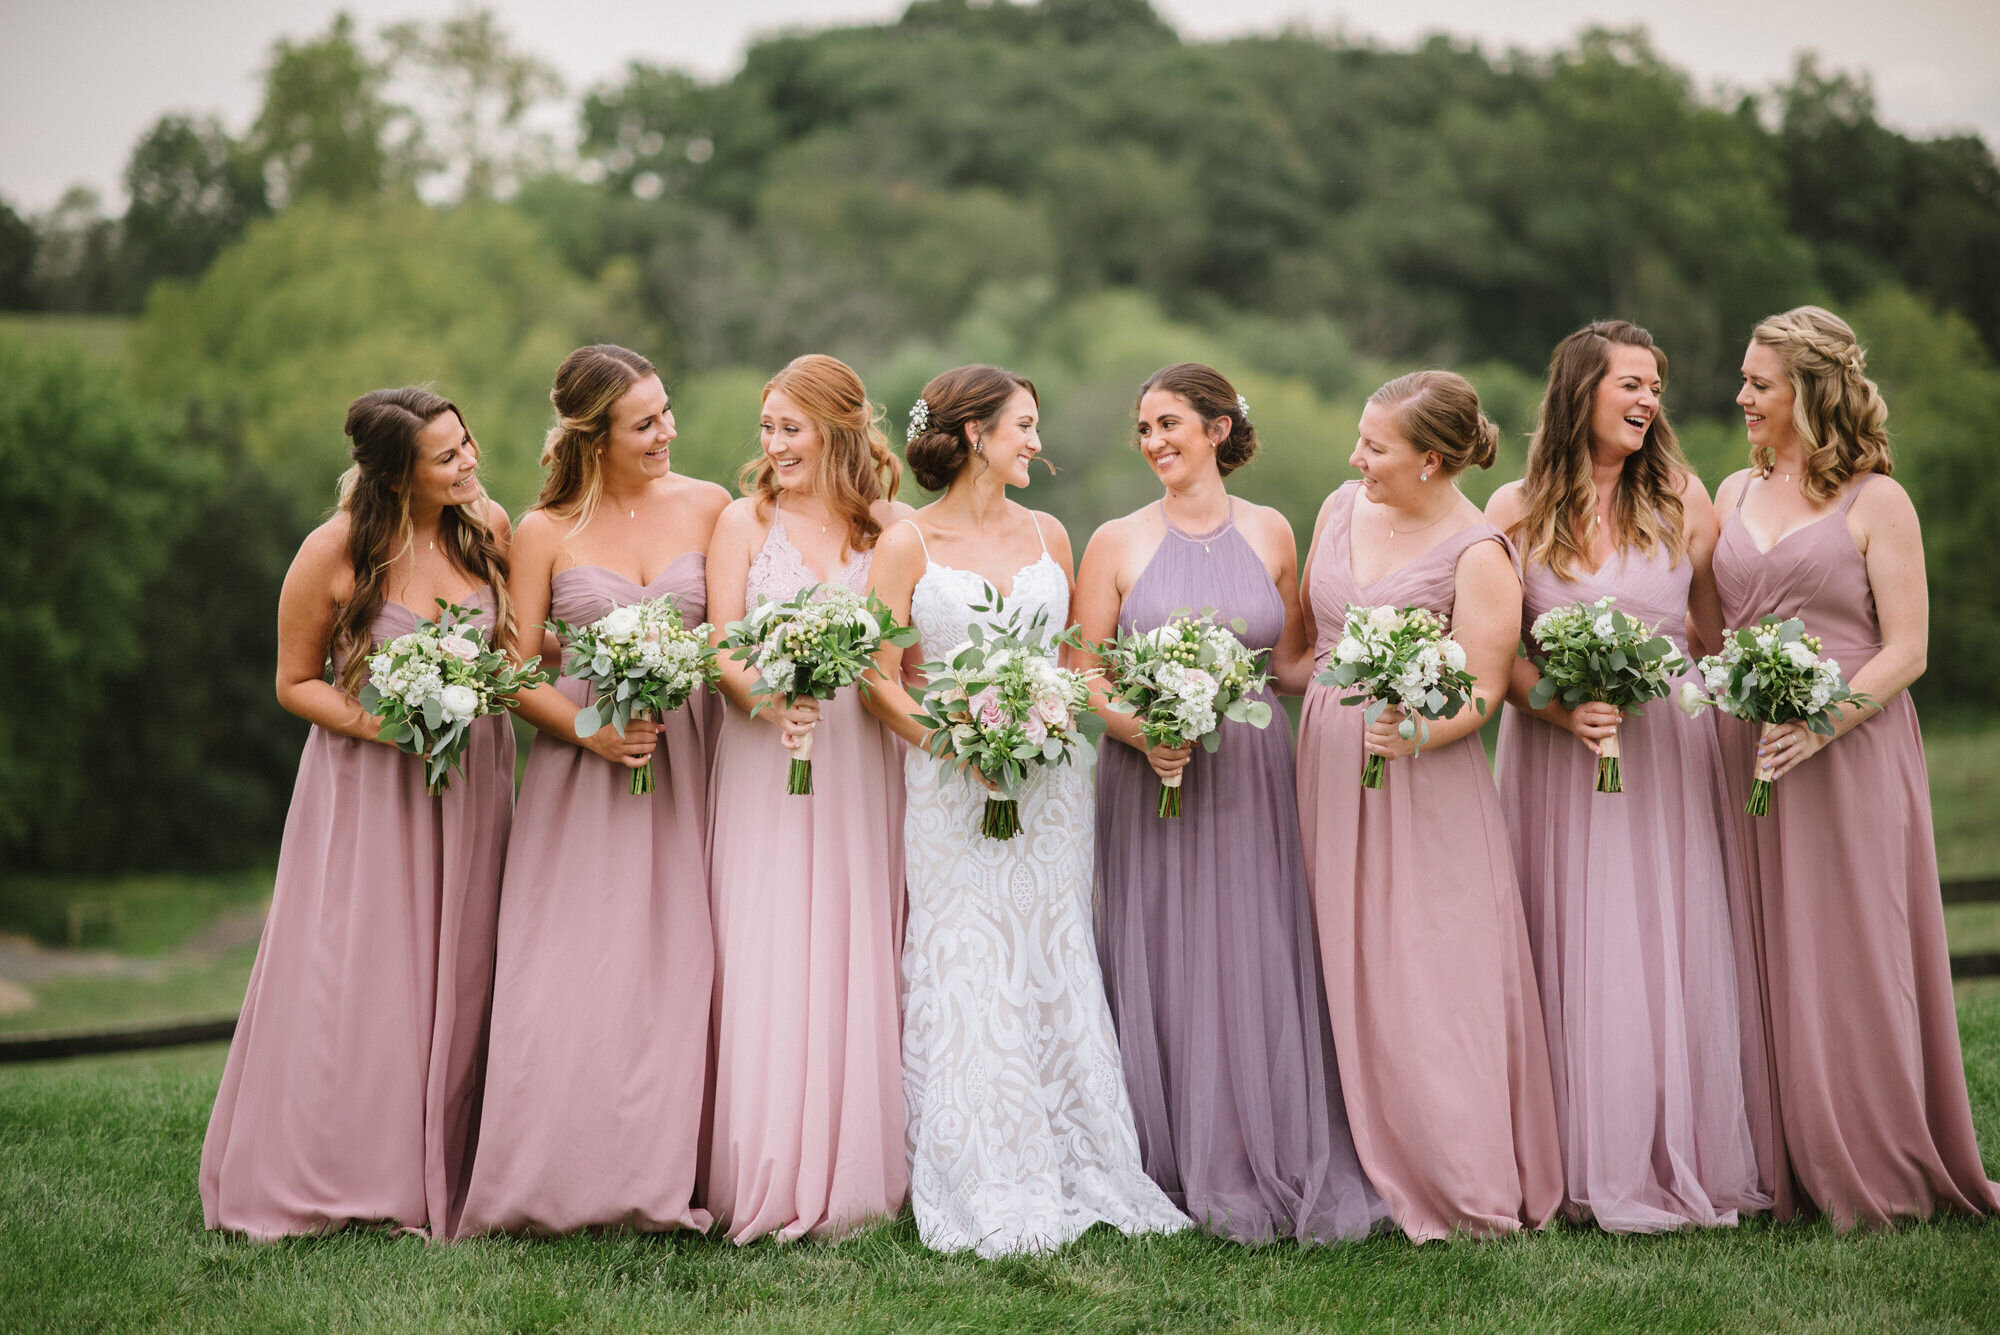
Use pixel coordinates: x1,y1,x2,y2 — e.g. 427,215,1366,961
536,343,658,524
1134,362,1258,476
1367,370,1500,474
906,364,1039,492
1749,305,1893,502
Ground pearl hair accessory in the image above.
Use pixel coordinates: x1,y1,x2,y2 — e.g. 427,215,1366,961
906,397,931,443
1235,393,1251,421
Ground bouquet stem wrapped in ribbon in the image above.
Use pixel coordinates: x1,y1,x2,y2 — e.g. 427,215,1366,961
721,584,917,795
551,593,721,795
1525,596,1689,794
360,600,549,796
1094,612,1274,818
1681,615,1870,816
910,592,1104,838
1316,603,1483,789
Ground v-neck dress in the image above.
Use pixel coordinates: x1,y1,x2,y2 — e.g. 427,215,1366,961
1295,481,1563,1241
1713,473,1998,1229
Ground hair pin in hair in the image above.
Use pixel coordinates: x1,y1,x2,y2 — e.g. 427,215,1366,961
1235,394,1251,422
906,397,931,443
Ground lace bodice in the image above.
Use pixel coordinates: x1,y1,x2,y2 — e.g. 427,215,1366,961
747,504,872,606
909,555,1068,664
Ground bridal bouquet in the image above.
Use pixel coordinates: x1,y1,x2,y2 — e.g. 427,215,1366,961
550,594,721,795
1526,596,1689,794
360,599,549,796
910,594,1104,839
720,584,917,795
1095,612,1274,817
1682,615,1869,816
1316,603,1484,789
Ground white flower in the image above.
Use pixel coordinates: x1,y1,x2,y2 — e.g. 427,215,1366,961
600,605,643,641
1702,662,1732,695
951,722,977,746
1335,635,1366,664
1593,613,1617,640
1367,605,1401,633
439,634,480,661
1676,681,1706,717
1442,639,1468,672
1781,640,1818,671
438,683,481,722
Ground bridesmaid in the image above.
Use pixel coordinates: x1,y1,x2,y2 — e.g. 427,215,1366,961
703,353,912,1243
1713,305,1998,1228
202,389,516,1238
456,345,727,1236
1074,363,1385,1245
1486,321,1768,1232
1295,371,1563,1242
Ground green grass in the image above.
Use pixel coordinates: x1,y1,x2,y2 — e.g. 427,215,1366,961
0,312,133,364
2,1004,1997,1334
0,867,273,955
1930,719,2000,882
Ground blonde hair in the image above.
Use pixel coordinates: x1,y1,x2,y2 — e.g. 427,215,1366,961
1514,321,1690,580
1368,371,1500,475
739,354,902,551
535,344,658,526
1749,305,1893,503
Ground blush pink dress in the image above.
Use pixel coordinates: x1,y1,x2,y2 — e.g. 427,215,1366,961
703,505,908,1242
455,556,717,1236
1494,540,1768,1232
201,589,515,1239
1296,482,1563,1242
1713,473,1998,1229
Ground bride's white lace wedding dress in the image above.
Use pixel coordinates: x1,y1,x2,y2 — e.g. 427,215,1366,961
899,522,1190,1258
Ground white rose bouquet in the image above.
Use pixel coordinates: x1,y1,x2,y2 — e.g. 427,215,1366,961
1094,612,1275,817
549,594,721,796
1315,602,1484,790
720,584,918,795
1525,596,1689,794
909,593,1105,839
1680,615,1871,816
359,599,549,796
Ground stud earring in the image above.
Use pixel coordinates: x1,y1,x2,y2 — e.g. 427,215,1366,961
1419,469,1431,482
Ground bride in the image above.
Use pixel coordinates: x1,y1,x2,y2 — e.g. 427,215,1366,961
864,364,1190,1257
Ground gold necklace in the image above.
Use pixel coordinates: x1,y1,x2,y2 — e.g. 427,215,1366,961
1386,505,1453,540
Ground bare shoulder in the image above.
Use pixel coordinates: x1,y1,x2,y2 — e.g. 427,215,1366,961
1852,473,1917,526
480,497,513,545
871,497,917,526
1674,468,1714,507
1029,508,1074,563
289,515,354,599
1483,478,1527,529
510,506,561,556
713,494,766,538
674,474,733,517
1714,468,1755,512
1458,530,1522,587
1236,497,1296,544
871,515,928,578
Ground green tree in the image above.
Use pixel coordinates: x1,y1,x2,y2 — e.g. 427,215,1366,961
250,13,415,204
383,7,564,201
118,114,269,305
0,197,35,309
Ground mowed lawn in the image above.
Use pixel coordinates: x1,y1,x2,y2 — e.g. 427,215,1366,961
2,1004,1998,1335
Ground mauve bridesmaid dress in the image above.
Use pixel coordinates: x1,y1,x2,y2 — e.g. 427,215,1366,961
202,588,514,1239
1713,473,1998,1229
1494,540,1769,1231
1296,481,1563,1242
1095,502,1385,1244
455,556,716,1235
703,506,908,1242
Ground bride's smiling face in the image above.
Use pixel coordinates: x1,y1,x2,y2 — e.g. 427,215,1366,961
969,387,1042,488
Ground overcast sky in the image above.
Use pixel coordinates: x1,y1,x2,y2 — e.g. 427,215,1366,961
3,0,1995,214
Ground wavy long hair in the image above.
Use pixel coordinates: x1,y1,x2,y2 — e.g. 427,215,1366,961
536,344,659,530
1514,321,1690,580
738,354,902,552
329,387,513,695
1749,305,1893,503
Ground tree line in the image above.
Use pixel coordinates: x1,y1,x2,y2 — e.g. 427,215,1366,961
4,0,1998,874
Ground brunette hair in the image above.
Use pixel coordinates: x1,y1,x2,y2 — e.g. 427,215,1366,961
1749,305,1893,503
328,388,513,695
536,344,659,526
1367,370,1500,475
1135,362,1258,476
1514,321,1691,580
905,364,1039,492
738,354,902,551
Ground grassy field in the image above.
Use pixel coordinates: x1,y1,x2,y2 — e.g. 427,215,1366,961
0,312,133,364
1,1001,1996,1335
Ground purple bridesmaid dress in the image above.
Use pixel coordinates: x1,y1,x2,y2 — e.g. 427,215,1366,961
1095,503,1385,1244
455,556,717,1235
1296,481,1564,1241
1494,541,1769,1231
1713,473,1998,1228
201,588,515,1239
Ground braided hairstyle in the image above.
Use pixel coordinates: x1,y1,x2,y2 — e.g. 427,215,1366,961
1749,305,1892,503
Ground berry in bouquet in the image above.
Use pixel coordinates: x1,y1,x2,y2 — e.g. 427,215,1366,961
1094,611,1275,817
360,599,550,796
1681,615,1870,816
1317,603,1484,790
1525,595,1689,794
549,594,721,796
720,584,917,795
910,592,1105,839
